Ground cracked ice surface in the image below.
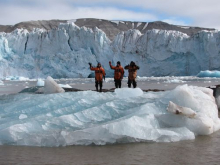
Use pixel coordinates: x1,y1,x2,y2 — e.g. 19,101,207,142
0,85,219,146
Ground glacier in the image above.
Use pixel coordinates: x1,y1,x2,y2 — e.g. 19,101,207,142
0,22,220,79
0,85,219,146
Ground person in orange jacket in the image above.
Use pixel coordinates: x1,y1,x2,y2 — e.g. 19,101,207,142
89,62,106,92
124,61,139,88
109,61,124,88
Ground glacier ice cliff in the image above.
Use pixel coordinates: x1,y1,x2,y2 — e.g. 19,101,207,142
0,85,219,146
0,22,220,78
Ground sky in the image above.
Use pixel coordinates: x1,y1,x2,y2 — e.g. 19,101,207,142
0,0,219,29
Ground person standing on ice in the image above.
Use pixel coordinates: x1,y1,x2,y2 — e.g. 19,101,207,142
124,61,140,88
89,62,106,92
109,61,124,88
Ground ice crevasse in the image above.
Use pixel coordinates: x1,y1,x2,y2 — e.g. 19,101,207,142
0,84,219,146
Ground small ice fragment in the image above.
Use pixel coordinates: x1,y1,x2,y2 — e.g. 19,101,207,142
19,114,28,119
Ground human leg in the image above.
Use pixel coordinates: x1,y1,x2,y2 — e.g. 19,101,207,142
114,79,118,88
128,79,131,88
132,80,137,88
115,79,120,88
119,80,122,88
99,81,103,92
95,81,98,91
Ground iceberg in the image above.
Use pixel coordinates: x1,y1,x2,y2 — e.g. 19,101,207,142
197,70,220,77
44,76,65,94
0,85,219,146
58,84,72,89
36,78,72,89
4,76,30,81
36,79,45,87
164,79,186,83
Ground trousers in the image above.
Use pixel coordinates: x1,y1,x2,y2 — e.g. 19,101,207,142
127,79,137,88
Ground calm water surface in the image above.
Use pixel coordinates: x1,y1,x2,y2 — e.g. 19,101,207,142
0,131,220,165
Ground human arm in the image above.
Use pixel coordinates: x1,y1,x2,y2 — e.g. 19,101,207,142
102,68,106,80
124,65,129,69
121,67,125,79
90,67,98,71
109,61,116,69
89,63,92,69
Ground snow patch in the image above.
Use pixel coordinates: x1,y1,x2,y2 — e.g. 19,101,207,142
137,22,142,28
142,23,148,30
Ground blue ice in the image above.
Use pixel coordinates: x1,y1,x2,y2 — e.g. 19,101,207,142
0,86,219,146
197,70,220,77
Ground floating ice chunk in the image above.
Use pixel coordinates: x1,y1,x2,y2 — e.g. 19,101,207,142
197,70,220,77
0,84,220,146
59,84,72,88
4,76,30,81
19,114,28,119
4,76,18,80
19,77,30,81
114,88,143,98
36,79,45,86
0,80,3,85
44,76,65,94
164,79,186,83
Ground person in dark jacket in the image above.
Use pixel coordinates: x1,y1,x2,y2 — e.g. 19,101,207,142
124,61,139,88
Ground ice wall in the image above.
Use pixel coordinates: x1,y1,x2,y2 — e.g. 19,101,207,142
0,85,219,146
0,23,220,78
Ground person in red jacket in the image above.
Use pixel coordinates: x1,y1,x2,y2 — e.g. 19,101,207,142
89,62,106,92
124,61,139,88
109,61,124,88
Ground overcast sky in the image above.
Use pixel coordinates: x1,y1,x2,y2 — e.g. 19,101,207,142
0,0,219,29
